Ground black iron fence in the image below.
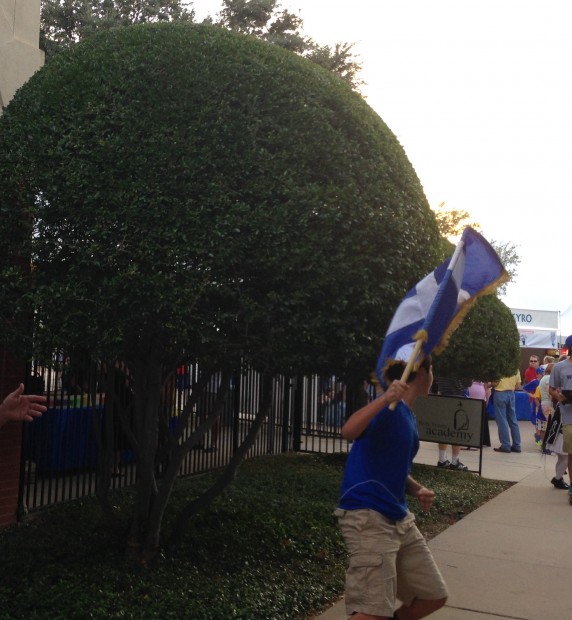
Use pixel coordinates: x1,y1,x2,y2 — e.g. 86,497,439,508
20,357,369,516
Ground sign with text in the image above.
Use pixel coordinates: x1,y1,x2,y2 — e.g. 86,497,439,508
510,308,559,329
413,394,484,448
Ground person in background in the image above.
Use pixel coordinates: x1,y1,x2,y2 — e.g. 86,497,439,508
468,380,491,403
492,370,522,453
335,352,448,620
523,366,543,445
434,376,469,470
325,387,347,430
0,383,47,430
543,400,569,489
534,364,554,447
468,380,492,448
196,372,223,453
523,355,540,384
549,338,572,502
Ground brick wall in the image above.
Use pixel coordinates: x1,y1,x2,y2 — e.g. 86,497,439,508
0,347,27,528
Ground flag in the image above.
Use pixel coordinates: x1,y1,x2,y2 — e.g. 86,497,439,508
376,227,509,384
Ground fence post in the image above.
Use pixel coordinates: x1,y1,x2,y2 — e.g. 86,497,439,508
281,376,291,453
232,372,241,453
292,375,303,452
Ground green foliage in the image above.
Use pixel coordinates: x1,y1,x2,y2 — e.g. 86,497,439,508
40,0,194,59
0,22,442,378
433,294,521,382
0,453,511,619
40,0,363,89
489,239,521,296
433,202,481,239
0,22,444,556
217,0,363,88
218,0,301,40
304,41,364,91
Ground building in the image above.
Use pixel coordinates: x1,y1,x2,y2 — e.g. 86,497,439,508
0,0,43,112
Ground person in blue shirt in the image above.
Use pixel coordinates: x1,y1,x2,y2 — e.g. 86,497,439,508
335,354,448,620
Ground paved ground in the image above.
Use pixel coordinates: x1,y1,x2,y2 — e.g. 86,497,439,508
316,420,572,620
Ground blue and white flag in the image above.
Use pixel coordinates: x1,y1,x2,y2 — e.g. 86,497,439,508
376,227,508,384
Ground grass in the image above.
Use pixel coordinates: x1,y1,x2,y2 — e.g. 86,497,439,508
0,453,512,619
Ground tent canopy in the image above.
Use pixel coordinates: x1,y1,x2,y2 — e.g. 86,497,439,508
511,308,560,348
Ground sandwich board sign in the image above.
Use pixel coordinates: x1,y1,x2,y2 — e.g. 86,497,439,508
413,394,486,475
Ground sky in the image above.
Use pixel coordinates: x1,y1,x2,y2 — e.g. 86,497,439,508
190,0,572,328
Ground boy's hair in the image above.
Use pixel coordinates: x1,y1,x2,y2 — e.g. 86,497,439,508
384,355,432,384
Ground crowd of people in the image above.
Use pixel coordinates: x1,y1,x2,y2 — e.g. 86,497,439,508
488,348,572,493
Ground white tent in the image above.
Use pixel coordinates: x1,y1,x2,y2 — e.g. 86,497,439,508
560,305,572,341
510,308,560,348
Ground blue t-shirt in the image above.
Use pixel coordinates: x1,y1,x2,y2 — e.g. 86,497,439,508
338,400,419,521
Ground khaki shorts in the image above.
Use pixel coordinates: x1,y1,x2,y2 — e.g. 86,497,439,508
334,508,448,617
562,424,572,453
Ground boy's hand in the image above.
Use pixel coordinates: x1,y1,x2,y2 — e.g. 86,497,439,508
415,486,435,512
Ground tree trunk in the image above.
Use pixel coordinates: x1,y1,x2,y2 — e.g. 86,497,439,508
127,356,163,565
166,373,274,547
142,370,233,560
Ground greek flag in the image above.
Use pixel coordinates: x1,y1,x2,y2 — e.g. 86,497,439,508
376,227,508,383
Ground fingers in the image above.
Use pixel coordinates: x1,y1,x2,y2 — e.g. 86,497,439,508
24,394,47,408
20,391,47,421
8,383,25,399
389,380,408,400
26,406,45,417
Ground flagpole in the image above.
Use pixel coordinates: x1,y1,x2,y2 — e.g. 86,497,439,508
389,338,424,411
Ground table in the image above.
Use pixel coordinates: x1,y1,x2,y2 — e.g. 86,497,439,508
486,391,534,422
25,405,101,474
24,406,180,474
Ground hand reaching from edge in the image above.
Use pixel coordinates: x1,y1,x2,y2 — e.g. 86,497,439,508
0,383,47,429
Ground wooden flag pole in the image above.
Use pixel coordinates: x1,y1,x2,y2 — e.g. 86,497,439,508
388,338,425,411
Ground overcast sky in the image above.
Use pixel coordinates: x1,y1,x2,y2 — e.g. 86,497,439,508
191,0,572,330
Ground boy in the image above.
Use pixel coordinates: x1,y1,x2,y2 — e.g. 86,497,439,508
335,353,448,620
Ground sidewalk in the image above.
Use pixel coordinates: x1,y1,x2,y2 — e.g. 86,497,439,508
316,420,572,620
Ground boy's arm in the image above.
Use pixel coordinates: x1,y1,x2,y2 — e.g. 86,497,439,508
341,380,408,440
406,475,435,512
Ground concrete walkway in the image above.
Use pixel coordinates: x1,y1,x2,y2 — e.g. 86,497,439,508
316,420,572,620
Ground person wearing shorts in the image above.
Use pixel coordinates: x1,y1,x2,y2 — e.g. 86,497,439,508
336,351,448,620
549,337,572,500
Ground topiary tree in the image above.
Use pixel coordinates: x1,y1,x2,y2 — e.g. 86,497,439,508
0,22,442,562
